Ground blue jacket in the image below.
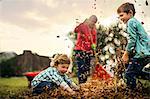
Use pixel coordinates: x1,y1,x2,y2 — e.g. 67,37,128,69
126,17,150,58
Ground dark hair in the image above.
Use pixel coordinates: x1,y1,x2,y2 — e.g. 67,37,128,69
117,2,135,16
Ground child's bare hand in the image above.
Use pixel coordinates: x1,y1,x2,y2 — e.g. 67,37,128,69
66,87,76,94
73,86,80,91
122,51,129,63
70,91,76,95
71,82,80,91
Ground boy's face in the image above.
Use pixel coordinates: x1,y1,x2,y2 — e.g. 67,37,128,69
57,64,69,74
118,12,132,24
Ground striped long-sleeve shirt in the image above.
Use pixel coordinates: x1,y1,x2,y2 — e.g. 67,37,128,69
31,67,72,89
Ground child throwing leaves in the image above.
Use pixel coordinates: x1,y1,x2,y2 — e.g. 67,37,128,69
117,2,150,89
73,15,97,84
31,54,79,95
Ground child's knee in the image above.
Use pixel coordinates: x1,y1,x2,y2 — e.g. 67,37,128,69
32,87,43,95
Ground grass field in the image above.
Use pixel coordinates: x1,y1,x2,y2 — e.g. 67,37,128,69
0,77,28,98
0,76,78,98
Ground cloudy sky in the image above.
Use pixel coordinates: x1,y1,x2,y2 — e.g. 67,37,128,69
0,0,150,57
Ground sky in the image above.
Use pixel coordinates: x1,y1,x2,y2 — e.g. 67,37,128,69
0,0,150,57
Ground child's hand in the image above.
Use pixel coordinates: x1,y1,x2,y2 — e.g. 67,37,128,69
122,51,129,63
73,86,80,91
72,82,80,91
91,43,96,51
70,91,76,95
66,87,76,95
66,87,74,93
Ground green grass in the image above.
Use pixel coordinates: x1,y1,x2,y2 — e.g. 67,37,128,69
0,76,78,98
0,77,28,98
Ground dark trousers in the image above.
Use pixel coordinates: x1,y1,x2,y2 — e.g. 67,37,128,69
74,50,91,84
32,81,57,94
125,56,150,89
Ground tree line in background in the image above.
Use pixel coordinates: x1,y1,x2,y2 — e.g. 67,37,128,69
0,50,51,77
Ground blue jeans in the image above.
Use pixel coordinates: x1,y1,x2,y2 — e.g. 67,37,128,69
74,50,92,84
32,81,57,94
125,57,150,89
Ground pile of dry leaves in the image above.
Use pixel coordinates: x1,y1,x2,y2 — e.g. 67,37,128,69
15,79,149,99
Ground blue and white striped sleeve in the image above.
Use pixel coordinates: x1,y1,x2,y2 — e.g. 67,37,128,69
49,70,70,89
64,74,72,86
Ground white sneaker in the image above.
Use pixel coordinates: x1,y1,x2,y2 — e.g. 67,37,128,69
142,63,150,73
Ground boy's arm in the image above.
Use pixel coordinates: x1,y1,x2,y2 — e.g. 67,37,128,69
50,71,74,93
59,81,74,93
126,20,137,53
93,28,97,44
91,28,97,51
64,74,79,90
122,20,137,63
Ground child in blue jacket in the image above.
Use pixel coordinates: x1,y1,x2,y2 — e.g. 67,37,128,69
117,2,150,89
